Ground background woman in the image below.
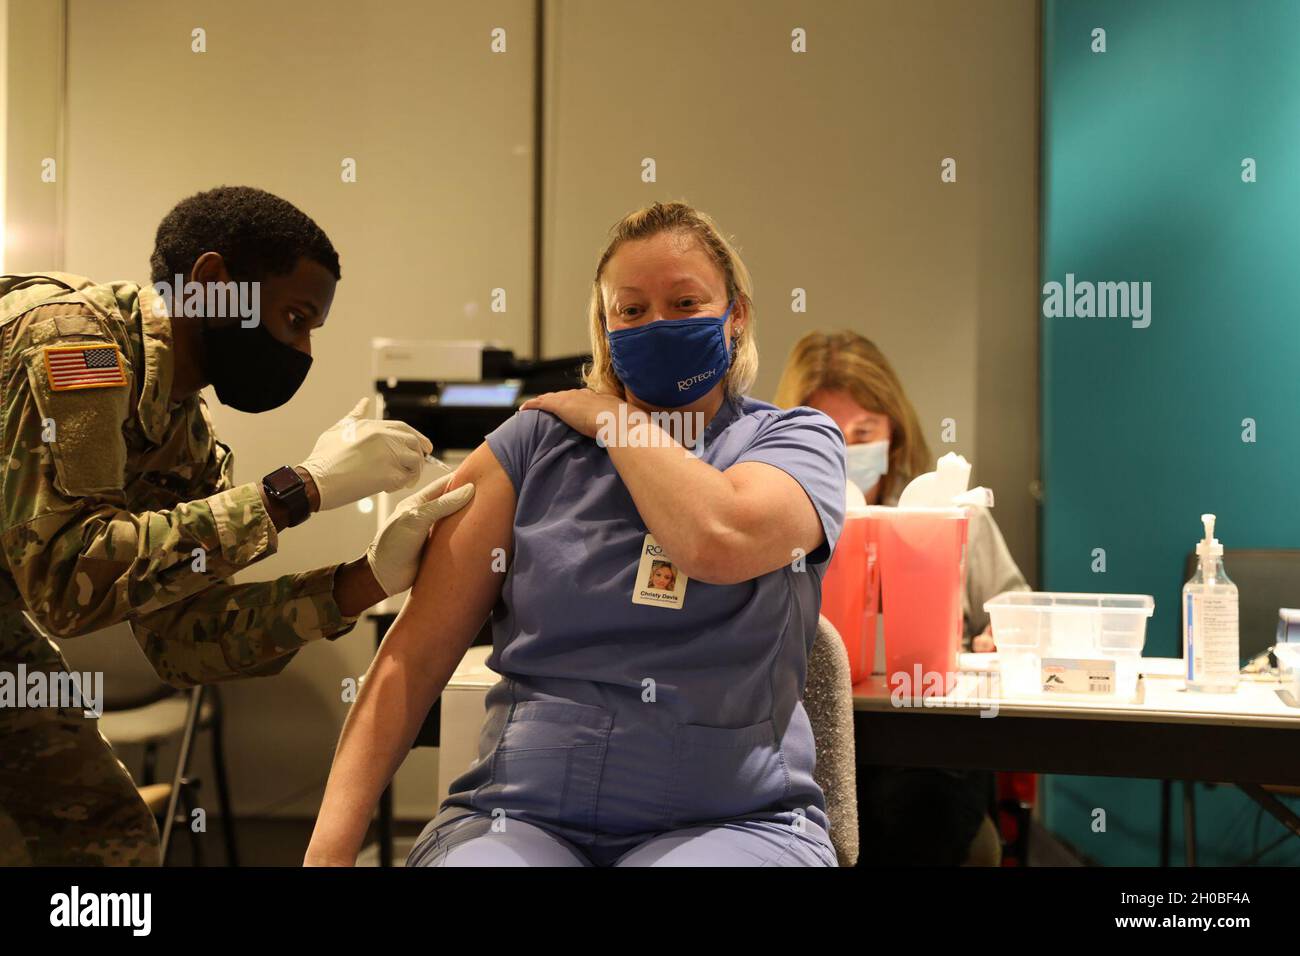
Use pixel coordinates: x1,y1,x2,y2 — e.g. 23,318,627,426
775,329,1029,866
775,330,1027,652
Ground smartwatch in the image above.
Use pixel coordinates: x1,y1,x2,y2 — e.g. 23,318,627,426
262,466,311,527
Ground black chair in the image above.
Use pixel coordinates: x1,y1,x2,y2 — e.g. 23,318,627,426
1161,549,1300,866
51,618,239,866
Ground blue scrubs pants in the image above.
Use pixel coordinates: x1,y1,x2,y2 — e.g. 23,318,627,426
414,673,837,867
407,807,837,867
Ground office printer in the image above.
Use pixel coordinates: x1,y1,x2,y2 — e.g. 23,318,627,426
373,338,589,459
369,338,589,615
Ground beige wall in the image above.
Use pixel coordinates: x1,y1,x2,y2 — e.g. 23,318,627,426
545,0,1040,581
56,0,537,821
3,0,64,271
5,0,1039,828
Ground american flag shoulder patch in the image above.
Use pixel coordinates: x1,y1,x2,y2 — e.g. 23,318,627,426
43,343,128,392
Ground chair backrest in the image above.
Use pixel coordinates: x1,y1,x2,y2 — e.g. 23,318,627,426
805,615,859,867
1181,549,1300,661
38,617,175,711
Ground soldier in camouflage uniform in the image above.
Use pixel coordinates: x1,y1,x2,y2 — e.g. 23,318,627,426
0,187,473,865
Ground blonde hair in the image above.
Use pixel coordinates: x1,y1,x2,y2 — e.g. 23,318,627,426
583,201,758,400
774,330,931,500
649,559,677,589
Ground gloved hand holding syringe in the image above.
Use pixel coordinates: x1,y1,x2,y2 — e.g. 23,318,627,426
366,456,472,596
299,398,475,599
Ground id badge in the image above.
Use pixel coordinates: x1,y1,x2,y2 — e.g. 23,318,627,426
632,533,688,610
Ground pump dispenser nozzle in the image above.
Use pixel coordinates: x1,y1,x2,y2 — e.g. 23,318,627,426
1197,513,1224,580
1198,514,1222,556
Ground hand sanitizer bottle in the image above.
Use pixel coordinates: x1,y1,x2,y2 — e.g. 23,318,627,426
1183,514,1240,693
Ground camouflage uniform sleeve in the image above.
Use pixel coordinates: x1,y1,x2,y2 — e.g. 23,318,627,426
1,307,360,684
130,565,359,688
4,452,285,640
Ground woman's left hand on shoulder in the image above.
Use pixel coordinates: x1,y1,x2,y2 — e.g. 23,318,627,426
520,389,620,440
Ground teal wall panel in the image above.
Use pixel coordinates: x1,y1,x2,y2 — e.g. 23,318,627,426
1042,0,1300,866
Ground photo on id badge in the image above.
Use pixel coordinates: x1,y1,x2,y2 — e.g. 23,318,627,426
633,533,688,610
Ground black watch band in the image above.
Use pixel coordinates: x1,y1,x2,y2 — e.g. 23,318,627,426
262,465,311,527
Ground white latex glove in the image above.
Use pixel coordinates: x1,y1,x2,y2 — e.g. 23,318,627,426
300,397,433,512
367,472,476,596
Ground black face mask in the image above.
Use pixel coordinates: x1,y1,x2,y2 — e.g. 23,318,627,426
200,319,312,412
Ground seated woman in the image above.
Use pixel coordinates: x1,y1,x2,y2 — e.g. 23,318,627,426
305,202,847,867
775,330,1028,651
775,329,1029,866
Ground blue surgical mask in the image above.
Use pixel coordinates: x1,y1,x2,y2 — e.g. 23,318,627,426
607,300,734,408
846,439,889,494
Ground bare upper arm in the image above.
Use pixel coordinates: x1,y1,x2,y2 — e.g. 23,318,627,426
381,441,517,672
705,460,825,583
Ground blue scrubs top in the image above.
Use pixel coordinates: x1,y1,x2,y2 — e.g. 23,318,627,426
443,395,846,845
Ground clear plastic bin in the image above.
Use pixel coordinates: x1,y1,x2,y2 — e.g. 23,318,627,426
984,592,1155,697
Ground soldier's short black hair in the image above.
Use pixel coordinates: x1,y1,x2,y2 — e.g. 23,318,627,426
149,185,341,285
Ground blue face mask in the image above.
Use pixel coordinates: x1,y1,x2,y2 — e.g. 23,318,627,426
607,300,735,408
